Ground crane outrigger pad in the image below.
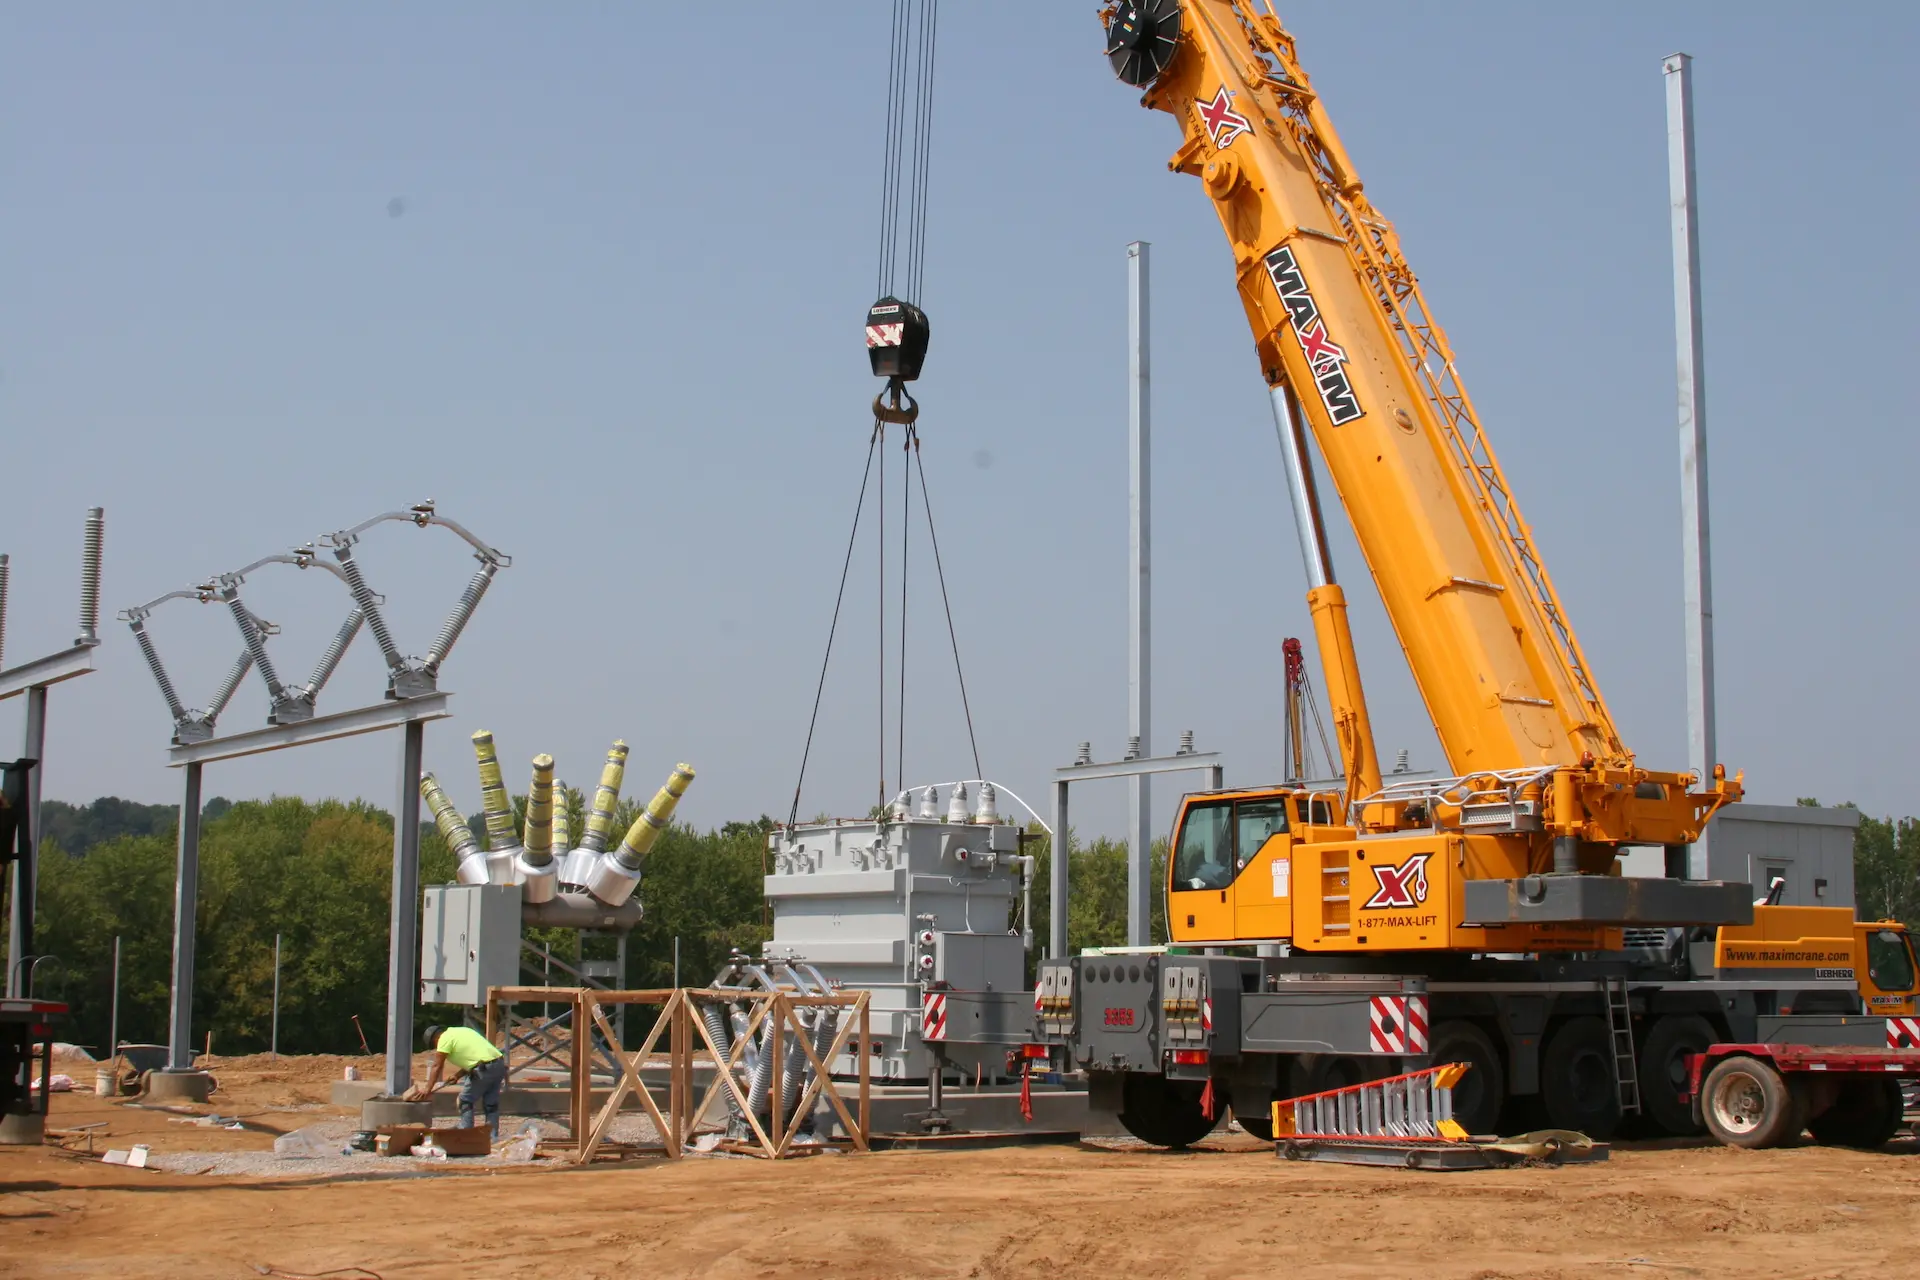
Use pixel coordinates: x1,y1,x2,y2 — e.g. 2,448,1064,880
1276,1131,1609,1170
1462,875,1753,928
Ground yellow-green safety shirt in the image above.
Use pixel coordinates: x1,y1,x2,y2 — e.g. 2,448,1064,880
434,1026,503,1071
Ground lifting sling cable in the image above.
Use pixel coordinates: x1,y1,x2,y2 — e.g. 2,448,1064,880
792,1,973,825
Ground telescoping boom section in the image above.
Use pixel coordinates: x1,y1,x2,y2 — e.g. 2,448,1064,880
1104,1,1746,946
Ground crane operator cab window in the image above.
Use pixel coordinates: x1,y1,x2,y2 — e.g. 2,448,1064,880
1173,798,1291,890
1174,802,1234,890
1867,929,1916,993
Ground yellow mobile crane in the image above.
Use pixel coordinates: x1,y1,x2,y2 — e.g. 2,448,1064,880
1107,0,1746,952
1036,2,1918,1147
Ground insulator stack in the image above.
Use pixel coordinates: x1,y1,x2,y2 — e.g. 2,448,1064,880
0,553,10,670
423,560,497,674
471,731,518,851
421,771,488,885
77,506,104,644
581,741,630,853
225,593,288,700
522,754,555,864
130,619,188,722
207,653,254,723
332,545,404,671
305,609,363,697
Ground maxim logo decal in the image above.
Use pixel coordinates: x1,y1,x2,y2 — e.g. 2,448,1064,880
1264,245,1364,426
1363,853,1431,910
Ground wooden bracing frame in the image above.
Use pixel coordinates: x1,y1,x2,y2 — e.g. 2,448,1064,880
483,985,871,1163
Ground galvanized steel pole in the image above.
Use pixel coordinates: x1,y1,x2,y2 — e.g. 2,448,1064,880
384,720,426,1097
109,935,121,1062
271,932,282,1058
1050,779,1069,960
167,763,203,1071
1665,52,1716,879
1127,240,1152,948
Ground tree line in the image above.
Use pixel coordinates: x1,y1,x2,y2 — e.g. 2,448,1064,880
15,794,1164,1057
16,793,1912,1058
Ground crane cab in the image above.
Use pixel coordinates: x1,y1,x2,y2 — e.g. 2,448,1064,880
1167,787,1337,945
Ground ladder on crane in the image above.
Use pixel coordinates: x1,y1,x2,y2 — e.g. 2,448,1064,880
1605,976,1641,1115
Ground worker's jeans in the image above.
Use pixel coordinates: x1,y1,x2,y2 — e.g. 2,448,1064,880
460,1058,508,1136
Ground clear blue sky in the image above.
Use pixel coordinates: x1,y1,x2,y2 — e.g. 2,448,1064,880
4,2,1915,839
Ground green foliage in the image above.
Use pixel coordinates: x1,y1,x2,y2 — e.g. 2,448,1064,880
29,796,453,1056
1026,825,1168,956
37,796,210,857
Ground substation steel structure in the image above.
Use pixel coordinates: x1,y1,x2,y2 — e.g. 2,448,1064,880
122,501,506,1100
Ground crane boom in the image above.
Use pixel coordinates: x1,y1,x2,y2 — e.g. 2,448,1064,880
1105,0,1743,925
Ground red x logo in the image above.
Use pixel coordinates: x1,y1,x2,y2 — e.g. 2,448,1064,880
1296,319,1348,374
1363,854,1431,910
1196,87,1253,149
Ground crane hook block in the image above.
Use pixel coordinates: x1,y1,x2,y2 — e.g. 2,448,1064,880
866,296,930,383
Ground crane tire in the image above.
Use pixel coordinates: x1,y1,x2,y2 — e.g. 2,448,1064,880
1428,1020,1505,1137
1637,1014,1715,1136
1541,1016,1621,1140
1807,1077,1904,1150
1117,1073,1220,1149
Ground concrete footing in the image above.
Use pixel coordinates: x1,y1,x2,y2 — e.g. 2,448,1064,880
145,1070,215,1103
360,1097,433,1130
0,1111,47,1145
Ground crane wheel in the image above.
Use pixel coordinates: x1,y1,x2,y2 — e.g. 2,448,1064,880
1232,1095,1277,1142
1116,1073,1220,1149
1541,1017,1621,1140
1428,1021,1505,1137
1807,1077,1903,1149
1637,1015,1715,1136
1701,1055,1795,1149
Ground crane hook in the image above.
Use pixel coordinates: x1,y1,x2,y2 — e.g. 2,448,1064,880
872,377,920,426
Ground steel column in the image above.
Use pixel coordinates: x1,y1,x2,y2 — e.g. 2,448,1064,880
5,688,47,997
167,762,203,1071
1127,240,1153,948
384,719,426,1097
1050,779,1069,960
1664,53,1717,879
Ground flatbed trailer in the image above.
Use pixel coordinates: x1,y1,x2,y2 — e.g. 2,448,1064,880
1682,1043,1920,1150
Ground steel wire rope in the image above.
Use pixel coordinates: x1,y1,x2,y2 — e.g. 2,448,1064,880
787,426,883,831
897,428,912,793
910,429,982,779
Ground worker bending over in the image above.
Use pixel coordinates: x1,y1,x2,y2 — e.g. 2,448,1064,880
410,1024,508,1137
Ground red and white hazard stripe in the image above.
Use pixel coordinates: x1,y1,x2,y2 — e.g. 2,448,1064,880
922,991,948,1042
1201,996,1214,1035
866,322,904,348
1887,1017,1920,1049
1368,995,1429,1054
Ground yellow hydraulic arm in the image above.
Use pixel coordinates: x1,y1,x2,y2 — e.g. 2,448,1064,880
1104,0,1738,856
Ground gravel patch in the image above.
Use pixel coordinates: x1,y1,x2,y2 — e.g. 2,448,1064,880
143,1115,574,1180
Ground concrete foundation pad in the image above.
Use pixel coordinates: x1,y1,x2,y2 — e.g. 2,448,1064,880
145,1070,215,1103
0,1111,47,1145
359,1097,434,1130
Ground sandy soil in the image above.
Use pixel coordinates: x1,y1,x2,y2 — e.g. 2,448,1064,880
5,1054,1917,1279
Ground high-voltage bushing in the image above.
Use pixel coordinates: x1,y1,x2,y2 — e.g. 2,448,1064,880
581,763,695,908
317,500,509,700
421,733,695,928
702,953,845,1140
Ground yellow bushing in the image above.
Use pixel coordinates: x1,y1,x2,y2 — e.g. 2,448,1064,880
524,753,555,862
470,730,517,852
582,740,629,853
420,772,478,859
615,763,695,866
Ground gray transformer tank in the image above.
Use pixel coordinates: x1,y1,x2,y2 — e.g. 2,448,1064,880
764,785,1035,1081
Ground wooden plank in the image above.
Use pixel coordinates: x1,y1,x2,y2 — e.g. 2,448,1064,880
857,995,871,1152
582,992,678,1164
784,994,866,1151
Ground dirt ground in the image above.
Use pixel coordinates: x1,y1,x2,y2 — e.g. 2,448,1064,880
4,1053,1917,1279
